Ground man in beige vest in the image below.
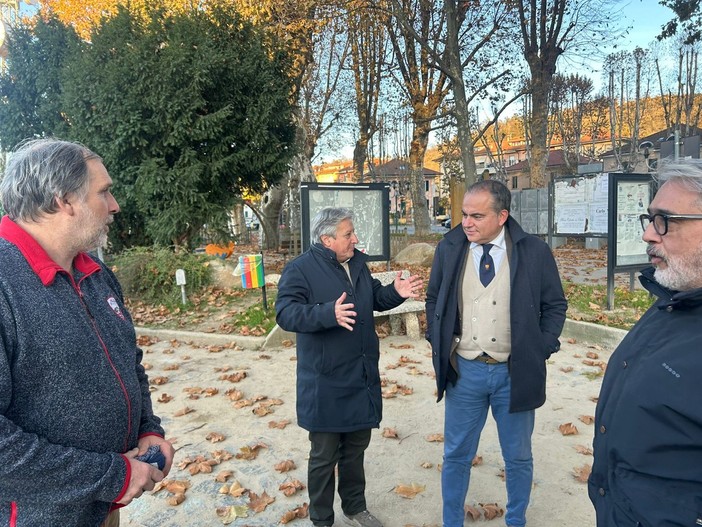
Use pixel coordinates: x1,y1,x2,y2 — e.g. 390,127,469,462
426,180,566,526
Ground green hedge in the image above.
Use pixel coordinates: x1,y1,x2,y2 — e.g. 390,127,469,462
111,247,213,305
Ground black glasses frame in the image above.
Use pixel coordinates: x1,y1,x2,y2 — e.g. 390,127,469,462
639,213,702,235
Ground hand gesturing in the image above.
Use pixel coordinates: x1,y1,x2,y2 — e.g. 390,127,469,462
335,292,356,331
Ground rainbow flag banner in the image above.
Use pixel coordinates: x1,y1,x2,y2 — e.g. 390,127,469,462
239,254,265,289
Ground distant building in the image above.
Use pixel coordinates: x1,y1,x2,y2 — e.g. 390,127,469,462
599,125,702,173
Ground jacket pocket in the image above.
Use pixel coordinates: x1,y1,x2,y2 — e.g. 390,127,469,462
614,466,702,527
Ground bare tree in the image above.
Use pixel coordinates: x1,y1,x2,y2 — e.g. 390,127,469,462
237,0,352,250
604,48,651,171
347,0,388,182
551,73,594,173
382,0,450,234
515,0,618,188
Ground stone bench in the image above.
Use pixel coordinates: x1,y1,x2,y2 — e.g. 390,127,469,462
264,269,424,348
370,270,424,340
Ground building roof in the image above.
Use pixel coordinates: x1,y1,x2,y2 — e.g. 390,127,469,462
365,158,441,179
598,125,702,158
505,150,590,173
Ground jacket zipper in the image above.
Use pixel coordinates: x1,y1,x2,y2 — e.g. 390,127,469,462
73,275,133,452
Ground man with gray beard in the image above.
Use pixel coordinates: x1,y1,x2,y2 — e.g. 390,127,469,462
589,158,702,526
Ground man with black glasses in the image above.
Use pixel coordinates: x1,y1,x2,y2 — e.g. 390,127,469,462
589,158,702,526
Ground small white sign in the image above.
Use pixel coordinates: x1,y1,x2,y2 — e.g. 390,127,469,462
175,269,186,285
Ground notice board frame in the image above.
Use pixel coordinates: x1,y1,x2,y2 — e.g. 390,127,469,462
606,172,654,308
300,182,390,261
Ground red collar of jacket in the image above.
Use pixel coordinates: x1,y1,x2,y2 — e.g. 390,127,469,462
0,215,101,286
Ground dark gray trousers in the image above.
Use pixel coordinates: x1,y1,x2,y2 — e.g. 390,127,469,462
307,429,372,526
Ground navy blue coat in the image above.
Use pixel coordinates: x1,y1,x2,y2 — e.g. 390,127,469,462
589,267,702,526
275,244,405,432
425,216,567,412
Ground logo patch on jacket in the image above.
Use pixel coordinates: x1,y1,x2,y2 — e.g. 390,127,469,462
107,296,126,320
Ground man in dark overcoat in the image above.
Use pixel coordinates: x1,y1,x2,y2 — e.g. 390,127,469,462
426,180,566,527
276,207,422,527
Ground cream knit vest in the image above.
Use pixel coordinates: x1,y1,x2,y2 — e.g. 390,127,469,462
456,248,511,362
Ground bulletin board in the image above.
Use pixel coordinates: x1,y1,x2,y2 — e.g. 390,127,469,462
552,173,609,236
300,182,390,261
607,173,654,271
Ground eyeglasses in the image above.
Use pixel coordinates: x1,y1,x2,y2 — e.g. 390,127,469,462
639,213,702,235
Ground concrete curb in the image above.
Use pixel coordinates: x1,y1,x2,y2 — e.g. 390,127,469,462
563,319,628,349
134,326,266,349
137,318,628,352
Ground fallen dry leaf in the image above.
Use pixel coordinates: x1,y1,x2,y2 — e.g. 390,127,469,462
586,351,599,359
465,505,481,521
382,427,400,439
211,450,234,463
137,335,159,346
157,393,173,403
215,470,234,483
268,419,291,429
566,337,577,344
559,422,579,436
153,479,190,495
572,463,592,483
249,491,275,513
471,456,483,467
420,462,433,469
174,407,195,417
394,483,426,499
280,503,309,524
575,445,593,456
279,479,305,497
274,460,296,473
252,405,273,417
480,502,504,520
216,505,249,524
150,376,169,385
206,432,226,443
167,492,185,506
426,433,444,442
235,442,267,460
578,415,595,425
560,366,574,373
220,371,247,383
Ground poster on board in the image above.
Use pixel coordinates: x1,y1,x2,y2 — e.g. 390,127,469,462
300,183,390,261
609,175,652,269
553,173,609,235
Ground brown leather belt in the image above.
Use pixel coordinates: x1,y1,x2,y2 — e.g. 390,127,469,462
473,353,500,365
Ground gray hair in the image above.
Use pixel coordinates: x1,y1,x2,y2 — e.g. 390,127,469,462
656,158,702,205
466,179,511,214
0,138,102,222
311,207,354,243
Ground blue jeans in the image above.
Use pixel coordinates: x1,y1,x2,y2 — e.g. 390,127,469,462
442,356,535,527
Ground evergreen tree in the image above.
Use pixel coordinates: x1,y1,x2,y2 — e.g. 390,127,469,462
0,17,78,150
62,6,296,248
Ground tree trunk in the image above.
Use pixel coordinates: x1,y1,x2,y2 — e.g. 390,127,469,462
527,73,552,188
408,120,432,235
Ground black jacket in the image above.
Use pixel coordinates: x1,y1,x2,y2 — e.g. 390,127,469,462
425,216,567,412
589,267,702,526
275,244,405,432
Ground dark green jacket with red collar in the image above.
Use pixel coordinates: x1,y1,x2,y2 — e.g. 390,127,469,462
589,267,702,526
0,216,165,527
425,215,567,412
